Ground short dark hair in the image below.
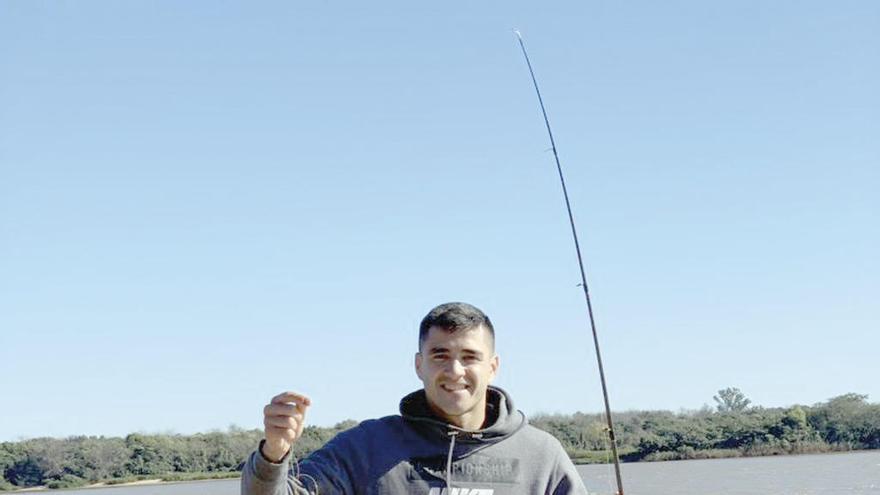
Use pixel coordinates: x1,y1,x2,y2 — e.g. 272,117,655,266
418,302,495,350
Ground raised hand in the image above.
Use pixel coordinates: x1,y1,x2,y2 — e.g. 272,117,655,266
261,391,311,462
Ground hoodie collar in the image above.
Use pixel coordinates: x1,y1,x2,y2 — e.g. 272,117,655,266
399,385,526,443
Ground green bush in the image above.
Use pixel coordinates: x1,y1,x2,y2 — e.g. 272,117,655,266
162,471,240,482
46,474,88,489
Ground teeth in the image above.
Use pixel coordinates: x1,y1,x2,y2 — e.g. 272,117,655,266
443,384,467,391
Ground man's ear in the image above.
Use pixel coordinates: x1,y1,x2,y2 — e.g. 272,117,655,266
489,354,500,382
414,352,423,380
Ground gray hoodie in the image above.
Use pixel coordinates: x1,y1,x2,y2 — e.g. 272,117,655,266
241,386,589,494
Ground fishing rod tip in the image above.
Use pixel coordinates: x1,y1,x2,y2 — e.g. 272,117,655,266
512,28,522,39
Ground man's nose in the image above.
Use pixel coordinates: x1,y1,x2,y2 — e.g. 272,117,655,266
445,358,465,377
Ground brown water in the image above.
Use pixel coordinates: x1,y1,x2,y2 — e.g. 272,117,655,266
54,451,880,494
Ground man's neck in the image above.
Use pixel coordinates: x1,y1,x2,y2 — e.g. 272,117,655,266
452,411,486,431
427,403,487,430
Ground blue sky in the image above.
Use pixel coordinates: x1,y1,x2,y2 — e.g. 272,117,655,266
1,1,877,442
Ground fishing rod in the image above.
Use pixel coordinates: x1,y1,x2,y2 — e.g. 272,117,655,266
514,30,625,495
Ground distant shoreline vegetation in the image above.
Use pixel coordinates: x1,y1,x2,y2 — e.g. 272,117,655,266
2,390,878,491
531,390,880,464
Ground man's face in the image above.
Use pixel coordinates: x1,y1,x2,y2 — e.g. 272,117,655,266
415,325,499,430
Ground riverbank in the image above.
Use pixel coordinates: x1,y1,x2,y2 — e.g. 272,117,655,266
570,441,858,464
1,473,239,492
9,479,163,492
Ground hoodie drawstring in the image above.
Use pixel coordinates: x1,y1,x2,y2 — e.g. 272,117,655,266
445,430,459,489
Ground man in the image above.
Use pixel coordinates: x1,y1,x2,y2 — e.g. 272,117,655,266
241,302,588,494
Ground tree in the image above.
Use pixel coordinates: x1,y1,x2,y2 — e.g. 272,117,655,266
714,387,752,413
807,393,878,447
5,457,43,487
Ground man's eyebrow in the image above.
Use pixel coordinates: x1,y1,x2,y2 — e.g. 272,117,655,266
428,346,449,354
462,349,484,358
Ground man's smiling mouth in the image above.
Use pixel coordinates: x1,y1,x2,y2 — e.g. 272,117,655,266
441,384,469,392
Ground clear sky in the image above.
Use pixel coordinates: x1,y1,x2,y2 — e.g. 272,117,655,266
1,1,877,442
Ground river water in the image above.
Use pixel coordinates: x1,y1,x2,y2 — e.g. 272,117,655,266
578,451,880,494
54,451,880,494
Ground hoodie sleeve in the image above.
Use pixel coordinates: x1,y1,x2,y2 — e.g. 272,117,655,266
240,439,355,495
550,444,590,495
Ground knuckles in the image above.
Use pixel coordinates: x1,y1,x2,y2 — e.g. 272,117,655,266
264,403,297,417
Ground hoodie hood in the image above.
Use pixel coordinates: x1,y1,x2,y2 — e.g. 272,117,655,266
399,385,526,443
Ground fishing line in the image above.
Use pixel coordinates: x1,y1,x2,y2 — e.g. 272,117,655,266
513,29,625,495
602,428,615,495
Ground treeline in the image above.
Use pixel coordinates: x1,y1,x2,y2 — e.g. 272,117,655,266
2,392,879,490
532,391,880,463
0,421,356,491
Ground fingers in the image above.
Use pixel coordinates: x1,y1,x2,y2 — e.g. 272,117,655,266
271,391,311,409
264,413,304,431
264,403,304,418
264,391,311,443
